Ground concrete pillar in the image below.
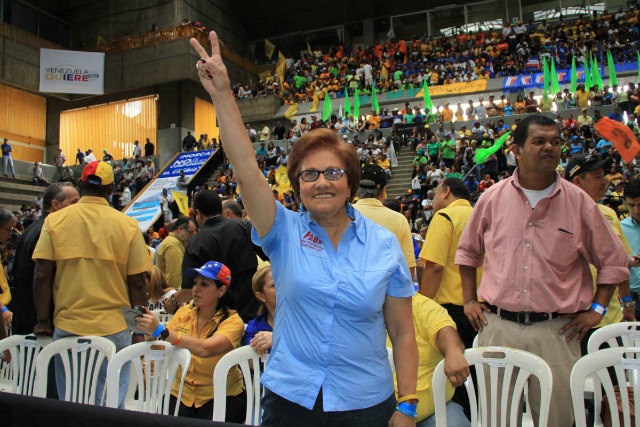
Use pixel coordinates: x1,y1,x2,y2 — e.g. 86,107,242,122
362,18,375,47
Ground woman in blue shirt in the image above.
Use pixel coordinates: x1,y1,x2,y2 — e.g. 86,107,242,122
192,33,418,427
242,266,275,356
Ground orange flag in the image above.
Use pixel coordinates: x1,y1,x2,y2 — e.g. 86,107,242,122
594,117,640,163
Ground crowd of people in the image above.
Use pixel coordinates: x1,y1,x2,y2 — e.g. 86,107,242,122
3,16,640,427
234,6,640,106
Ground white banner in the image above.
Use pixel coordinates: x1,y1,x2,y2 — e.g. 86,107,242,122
39,48,105,95
123,150,216,231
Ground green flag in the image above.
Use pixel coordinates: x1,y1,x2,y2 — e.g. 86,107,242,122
550,58,560,95
607,51,618,87
344,91,352,117
372,83,380,114
423,80,433,110
321,89,333,122
474,131,511,165
542,57,550,93
583,57,592,92
570,56,577,94
353,88,360,118
591,56,599,89
596,57,604,89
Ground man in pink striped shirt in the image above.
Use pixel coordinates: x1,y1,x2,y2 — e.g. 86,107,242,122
455,115,629,426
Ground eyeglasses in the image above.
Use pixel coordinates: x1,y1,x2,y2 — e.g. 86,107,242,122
0,226,15,233
298,168,345,182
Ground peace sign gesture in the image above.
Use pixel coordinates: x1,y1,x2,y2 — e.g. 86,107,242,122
190,31,231,101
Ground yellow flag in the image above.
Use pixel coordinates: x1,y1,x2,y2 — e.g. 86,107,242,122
307,41,313,57
170,190,189,216
276,52,286,79
265,39,276,60
284,103,298,120
259,70,272,81
274,166,292,195
310,90,319,112
381,64,388,82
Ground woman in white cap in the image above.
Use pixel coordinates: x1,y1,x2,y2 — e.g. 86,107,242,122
136,260,245,421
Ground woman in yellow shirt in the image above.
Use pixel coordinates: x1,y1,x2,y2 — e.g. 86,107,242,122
137,261,245,421
576,84,590,108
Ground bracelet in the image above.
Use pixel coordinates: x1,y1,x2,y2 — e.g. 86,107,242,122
590,302,607,317
621,295,633,303
395,402,418,418
396,394,420,404
1,306,7,313
152,324,165,339
173,332,182,346
622,301,636,308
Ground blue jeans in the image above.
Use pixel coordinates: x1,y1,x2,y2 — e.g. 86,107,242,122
3,155,15,177
417,401,470,427
53,327,131,408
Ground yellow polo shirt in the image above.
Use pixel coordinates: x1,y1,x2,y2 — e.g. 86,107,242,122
156,232,186,289
420,199,479,306
32,196,149,336
593,204,631,327
388,294,456,421
168,305,244,408
0,271,10,306
354,198,417,268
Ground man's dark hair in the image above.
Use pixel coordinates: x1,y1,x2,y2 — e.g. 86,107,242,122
43,182,75,211
174,216,194,231
192,190,222,217
382,197,402,213
625,179,640,199
512,114,558,147
80,181,111,198
222,199,243,218
441,177,471,201
141,231,151,245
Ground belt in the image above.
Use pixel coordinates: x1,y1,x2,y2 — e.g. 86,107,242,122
487,304,560,325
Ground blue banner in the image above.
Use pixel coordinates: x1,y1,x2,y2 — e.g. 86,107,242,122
158,150,214,178
501,62,638,93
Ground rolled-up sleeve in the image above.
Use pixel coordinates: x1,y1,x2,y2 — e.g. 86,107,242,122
455,197,487,268
585,205,630,285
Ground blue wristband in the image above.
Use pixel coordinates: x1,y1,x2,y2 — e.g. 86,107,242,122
0,306,6,313
152,324,165,339
590,302,607,317
621,296,633,303
396,402,418,418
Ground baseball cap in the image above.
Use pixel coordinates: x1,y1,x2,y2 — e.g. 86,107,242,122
360,164,387,189
564,154,607,180
81,161,114,186
184,261,232,287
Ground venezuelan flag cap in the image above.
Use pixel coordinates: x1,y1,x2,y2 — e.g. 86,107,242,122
81,161,114,186
185,261,232,287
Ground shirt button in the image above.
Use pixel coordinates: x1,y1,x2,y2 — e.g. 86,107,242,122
528,222,533,226
524,266,528,270
526,244,530,248
523,289,527,293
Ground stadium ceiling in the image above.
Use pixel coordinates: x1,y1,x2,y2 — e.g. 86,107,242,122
24,0,464,40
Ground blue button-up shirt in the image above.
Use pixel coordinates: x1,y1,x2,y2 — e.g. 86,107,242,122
252,202,414,411
621,217,640,291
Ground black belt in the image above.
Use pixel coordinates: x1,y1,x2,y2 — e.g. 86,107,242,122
487,304,560,325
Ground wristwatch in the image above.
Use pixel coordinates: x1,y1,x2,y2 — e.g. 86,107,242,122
159,328,170,341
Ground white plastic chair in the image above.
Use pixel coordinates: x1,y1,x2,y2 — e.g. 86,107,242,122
33,336,116,405
433,346,553,427
151,309,173,326
105,340,191,414
0,334,52,395
212,345,262,425
571,347,640,427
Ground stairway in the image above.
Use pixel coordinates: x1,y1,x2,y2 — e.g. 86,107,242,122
0,177,47,212
386,147,416,198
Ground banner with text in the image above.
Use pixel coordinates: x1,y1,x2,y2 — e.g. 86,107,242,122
39,48,105,95
416,79,487,99
124,150,215,231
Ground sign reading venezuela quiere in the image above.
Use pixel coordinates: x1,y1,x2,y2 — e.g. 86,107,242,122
39,48,105,95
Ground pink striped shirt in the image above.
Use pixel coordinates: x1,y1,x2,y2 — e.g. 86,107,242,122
455,171,629,313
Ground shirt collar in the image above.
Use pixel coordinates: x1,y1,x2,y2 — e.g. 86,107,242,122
300,203,365,244
510,168,563,198
79,196,109,205
203,215,225,227
447,198,472,209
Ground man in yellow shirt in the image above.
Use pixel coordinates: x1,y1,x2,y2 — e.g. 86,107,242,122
0,208,17,342
565,154,635,352
156,217,197,289
354,165,416,277
389,293,470,425
33,161,149,407
441,103,454,123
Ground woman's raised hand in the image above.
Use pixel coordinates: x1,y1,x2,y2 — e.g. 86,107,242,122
190,31,231,101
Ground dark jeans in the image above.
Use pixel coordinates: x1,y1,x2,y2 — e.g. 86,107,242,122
169,391,246,422
261,388,395,427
